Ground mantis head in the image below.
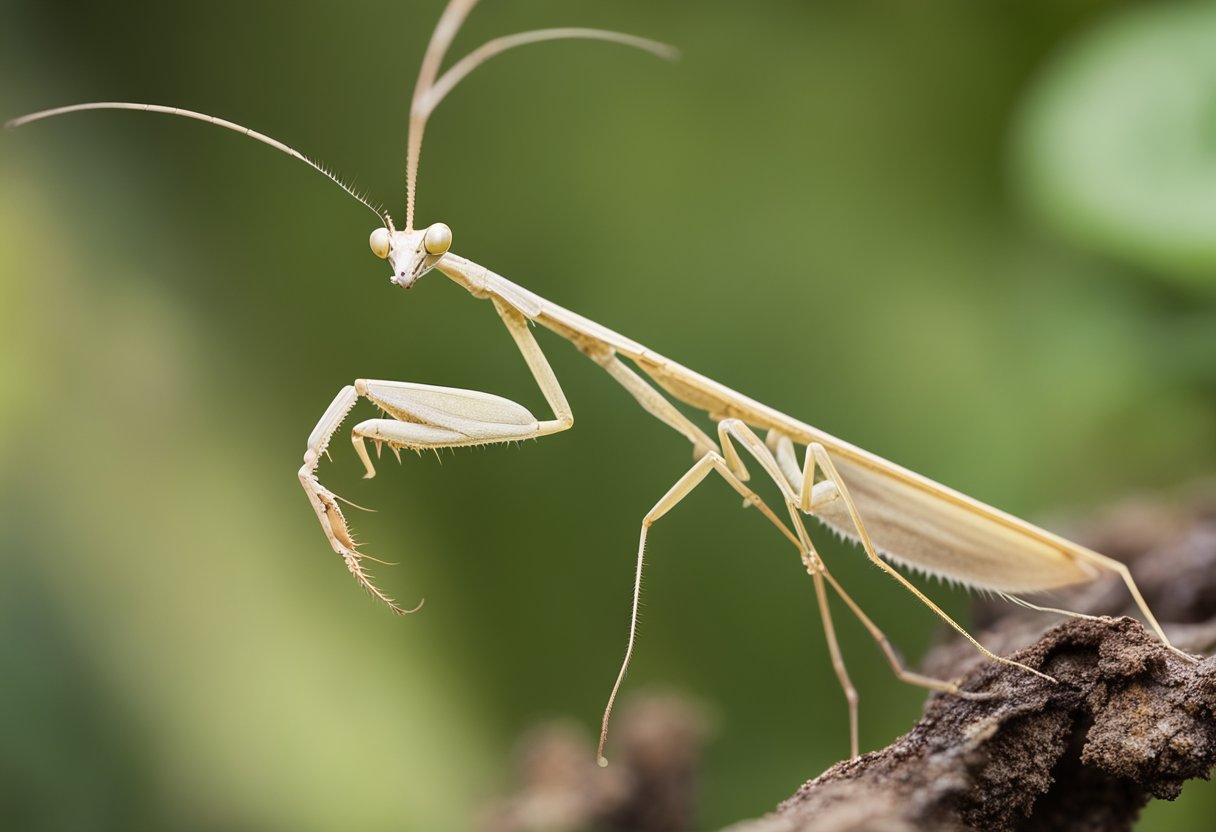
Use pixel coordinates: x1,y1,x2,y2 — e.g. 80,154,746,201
370,222,453,288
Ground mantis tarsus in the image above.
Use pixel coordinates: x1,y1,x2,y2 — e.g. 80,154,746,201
10,0,1197,766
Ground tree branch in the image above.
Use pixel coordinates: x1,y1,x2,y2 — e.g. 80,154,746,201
728,488,1216,832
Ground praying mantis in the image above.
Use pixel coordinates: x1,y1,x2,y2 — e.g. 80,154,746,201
9,0,1196,767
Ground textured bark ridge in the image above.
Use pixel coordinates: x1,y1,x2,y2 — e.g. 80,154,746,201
727,489,1216,832
726,618,1215,832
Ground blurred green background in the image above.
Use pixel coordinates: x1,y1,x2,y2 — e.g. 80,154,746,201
2,0,1214,829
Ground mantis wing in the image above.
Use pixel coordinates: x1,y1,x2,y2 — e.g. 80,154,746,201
811,447,1100,593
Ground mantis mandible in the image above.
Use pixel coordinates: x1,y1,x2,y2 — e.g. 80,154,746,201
9,0,1196,766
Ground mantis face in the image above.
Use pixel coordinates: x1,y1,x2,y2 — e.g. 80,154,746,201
370,222,452,288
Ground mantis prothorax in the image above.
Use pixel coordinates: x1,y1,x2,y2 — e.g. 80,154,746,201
10,0,1197,766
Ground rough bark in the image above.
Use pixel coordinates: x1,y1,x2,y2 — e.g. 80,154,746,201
726,488,1216,832
725,617,1215,832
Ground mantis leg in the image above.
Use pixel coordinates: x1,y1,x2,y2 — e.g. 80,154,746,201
587,346,721,461
298,385,417,612
300,297,575,613
599,416,880,762
598,450,801,766
761,429,990,695
999,592,1105,620
1058,551,1195,661
807,443,1057,683
717,421,993,757
805,557,860,758
708,419,862,755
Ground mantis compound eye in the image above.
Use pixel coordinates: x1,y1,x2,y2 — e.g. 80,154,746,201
369,227,391,259
423,222,452,256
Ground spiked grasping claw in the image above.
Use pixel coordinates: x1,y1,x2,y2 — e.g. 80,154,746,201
299,362,567,612
342,546,425,615
298,465,423,615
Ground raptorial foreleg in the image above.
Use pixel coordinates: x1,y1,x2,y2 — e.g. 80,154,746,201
299,385,422,614
300,296,576,613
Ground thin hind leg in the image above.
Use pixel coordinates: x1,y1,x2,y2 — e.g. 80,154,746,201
759,430,992,696
597,420,1000,765
999,592,1104,620
597,450,807,765
805,555,860,757
1066,550,1197,662
720,422,990,690
721,423,993,731
807,443,1057,683
708,419,864,756
817,561,992,698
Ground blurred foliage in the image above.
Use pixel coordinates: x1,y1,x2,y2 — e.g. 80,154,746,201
1,1,1213,830
1014,0,1216,290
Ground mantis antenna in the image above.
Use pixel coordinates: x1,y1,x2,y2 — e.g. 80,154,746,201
5,0,678,614
5,102,387,224
6,0,676,236
403,0,679,230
